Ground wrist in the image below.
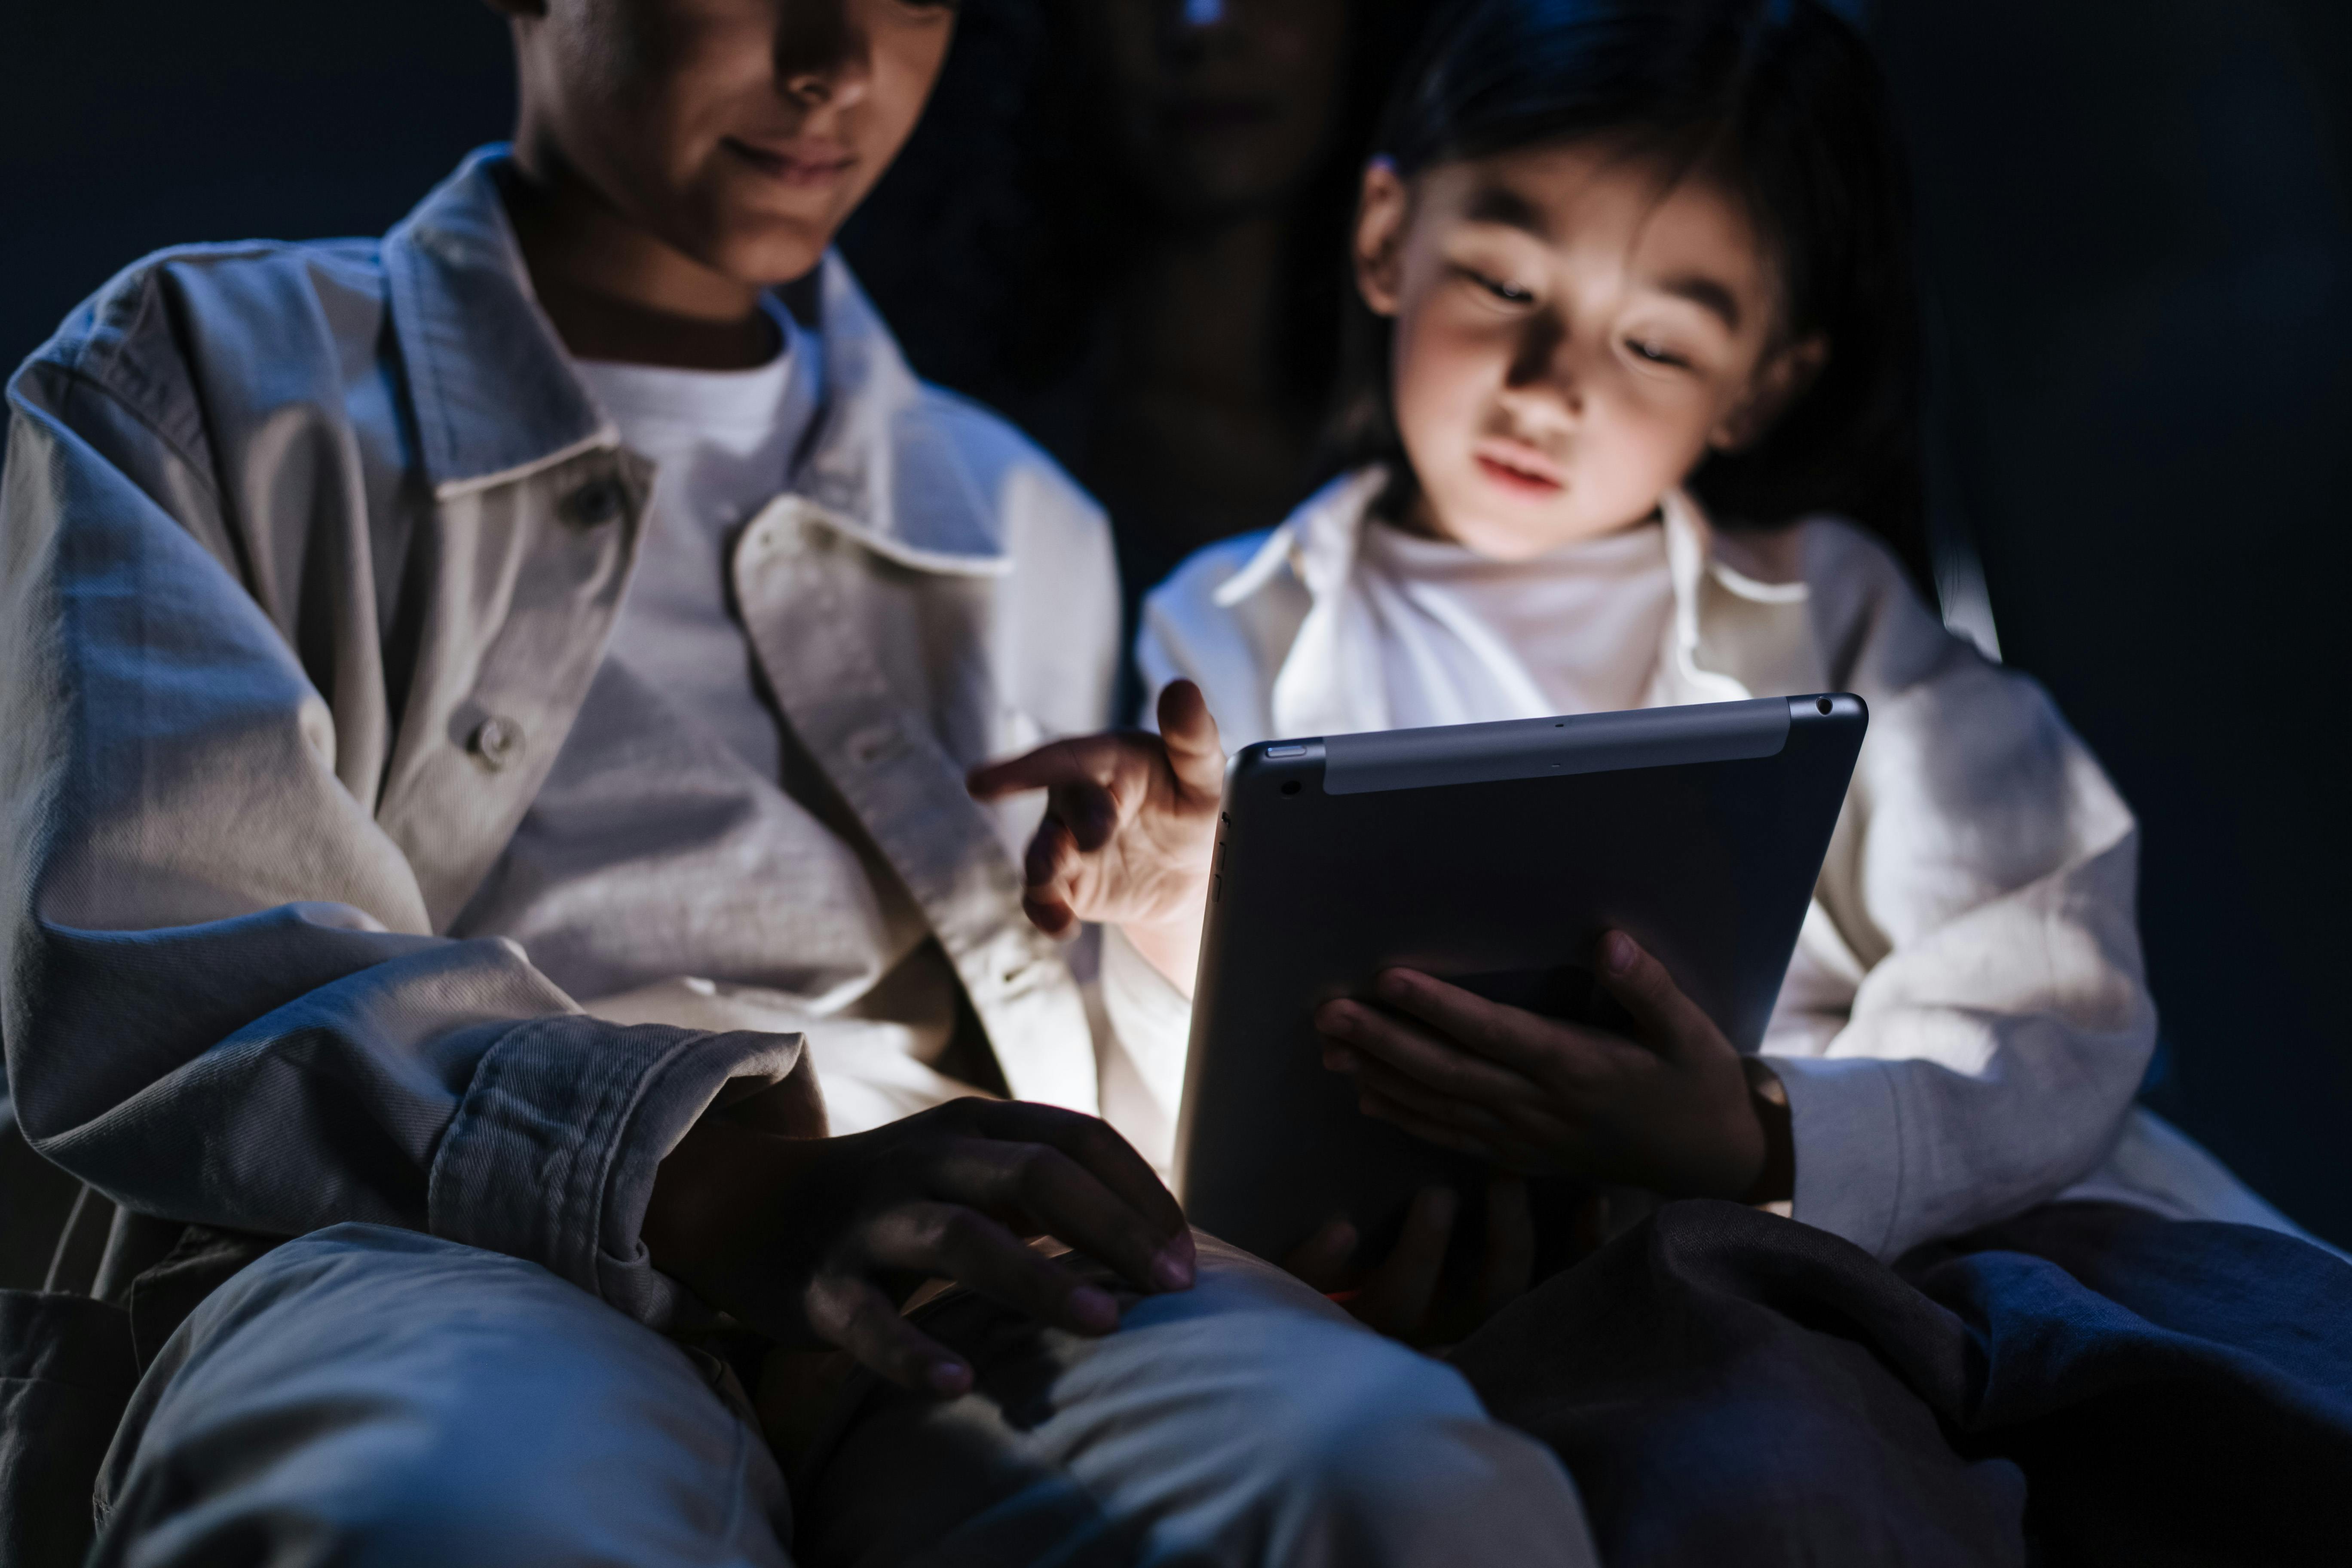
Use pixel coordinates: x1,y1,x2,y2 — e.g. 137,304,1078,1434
643,1110,816,1282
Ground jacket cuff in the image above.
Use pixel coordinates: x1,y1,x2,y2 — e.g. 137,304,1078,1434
427,1017,804,1326
1764,1053,1906,1258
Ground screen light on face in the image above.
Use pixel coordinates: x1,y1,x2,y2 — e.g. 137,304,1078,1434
1183,0,1225,26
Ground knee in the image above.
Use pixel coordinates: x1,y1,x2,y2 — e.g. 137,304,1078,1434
95,1225,786,1568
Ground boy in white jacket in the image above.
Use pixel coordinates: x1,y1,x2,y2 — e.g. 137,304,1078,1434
0,0,1596,1562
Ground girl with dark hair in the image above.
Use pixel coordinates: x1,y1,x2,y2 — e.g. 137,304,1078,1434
980,0,2324,1333
973,3,2352,1554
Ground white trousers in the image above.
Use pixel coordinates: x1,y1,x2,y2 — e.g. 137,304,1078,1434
89,1224,1595,1567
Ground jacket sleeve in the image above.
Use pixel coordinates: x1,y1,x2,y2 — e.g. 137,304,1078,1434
1766,528,2157,1261
0,363,808,1328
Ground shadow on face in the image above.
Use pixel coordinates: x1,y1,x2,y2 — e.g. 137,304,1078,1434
1079,0,1349,221
495,0,958,284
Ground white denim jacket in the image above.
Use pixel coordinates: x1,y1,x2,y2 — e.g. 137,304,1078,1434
1130,470,2316,1261
0,148,1140,1328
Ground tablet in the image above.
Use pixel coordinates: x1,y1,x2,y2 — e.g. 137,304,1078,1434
1173,693,1867,1264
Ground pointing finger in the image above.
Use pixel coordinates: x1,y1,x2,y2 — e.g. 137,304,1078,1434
967,735,1128,801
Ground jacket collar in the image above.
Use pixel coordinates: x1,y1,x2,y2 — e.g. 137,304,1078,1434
1219,467,1812,733
383,145,1007,574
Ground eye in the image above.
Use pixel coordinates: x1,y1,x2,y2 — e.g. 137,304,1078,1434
1457,266,1536,307
1625,337,1691,370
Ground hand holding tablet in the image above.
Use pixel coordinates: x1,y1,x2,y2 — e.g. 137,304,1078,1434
980,692,1864,1272
1315,928,1769,1200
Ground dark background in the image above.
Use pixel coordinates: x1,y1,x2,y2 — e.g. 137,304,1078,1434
4,1,2346,1244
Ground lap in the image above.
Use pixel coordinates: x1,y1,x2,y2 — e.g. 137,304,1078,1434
1452,1199,2352,1568
791,1232,1596,1568
93,1224,1597,1568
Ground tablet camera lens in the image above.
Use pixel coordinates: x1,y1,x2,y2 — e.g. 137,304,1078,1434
1281,781,1302,796
1816,696,1833,715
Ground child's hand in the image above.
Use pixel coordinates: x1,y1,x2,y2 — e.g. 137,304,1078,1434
1314,931,1782,1201
1283,1176,1534,1350
967,680,1225,989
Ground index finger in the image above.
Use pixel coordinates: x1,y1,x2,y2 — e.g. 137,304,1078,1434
967,732,1145,802
962,1101,1195,1289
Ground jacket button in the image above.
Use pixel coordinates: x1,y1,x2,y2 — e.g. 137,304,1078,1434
469,716,524,770
559,476,627,529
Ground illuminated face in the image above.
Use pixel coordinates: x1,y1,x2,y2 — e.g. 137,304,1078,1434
1085,0,1348,218
1354,140,1821,559
506,0,957,283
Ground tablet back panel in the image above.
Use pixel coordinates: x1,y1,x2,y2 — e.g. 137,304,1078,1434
1175,695,1865,1263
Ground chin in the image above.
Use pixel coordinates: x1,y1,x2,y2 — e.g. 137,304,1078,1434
1452,524,1566,563
699,220,834,290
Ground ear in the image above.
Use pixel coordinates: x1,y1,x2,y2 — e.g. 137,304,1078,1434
1709,333,1828,453
1353,158,1412,319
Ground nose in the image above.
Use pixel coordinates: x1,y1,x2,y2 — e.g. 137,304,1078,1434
777,0,873,110
1504,312,1584,424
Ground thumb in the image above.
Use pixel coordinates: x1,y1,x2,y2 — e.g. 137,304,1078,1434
1155,680,1227,797
1594,930,1724,1063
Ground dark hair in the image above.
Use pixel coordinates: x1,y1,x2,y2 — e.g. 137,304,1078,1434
1326,0,1925,575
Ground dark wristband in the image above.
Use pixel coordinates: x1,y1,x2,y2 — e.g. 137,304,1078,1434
1737,1055,1796,1208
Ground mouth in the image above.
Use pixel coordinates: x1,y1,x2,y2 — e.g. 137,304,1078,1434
722,136,858,189
1473,441,1568,497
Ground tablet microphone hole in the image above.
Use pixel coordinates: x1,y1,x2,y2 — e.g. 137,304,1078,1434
1816,696,1832,714
1280,781,1302,796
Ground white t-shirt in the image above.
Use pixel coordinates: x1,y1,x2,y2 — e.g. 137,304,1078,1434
575,300,822,781
1355,515,1675,726
562,311,984,1134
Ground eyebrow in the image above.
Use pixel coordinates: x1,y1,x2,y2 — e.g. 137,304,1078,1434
1462,183,1552,239
1657,275,1743,333
1461,183,1748,334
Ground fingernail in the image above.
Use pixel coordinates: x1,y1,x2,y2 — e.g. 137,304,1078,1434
1375,970,1410,1000
1602,931,1635,974
1068,1285,1120,1332
1150,1243,1196,1292
927,1360,972,1397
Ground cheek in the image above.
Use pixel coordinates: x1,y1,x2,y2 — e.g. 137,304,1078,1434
1388,303,1505,467
1597,377,1731,471
868,23,954,147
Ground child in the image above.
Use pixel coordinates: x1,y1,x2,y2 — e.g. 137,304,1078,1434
0,1,1595,1562
977,0,2322,1304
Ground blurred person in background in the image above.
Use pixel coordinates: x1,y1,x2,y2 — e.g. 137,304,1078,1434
845,0,1437,624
